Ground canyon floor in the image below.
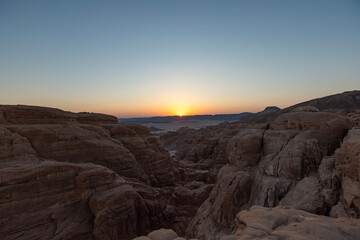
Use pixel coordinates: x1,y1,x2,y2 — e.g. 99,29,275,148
1,91,360,240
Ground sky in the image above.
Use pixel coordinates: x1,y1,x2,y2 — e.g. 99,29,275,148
0,0,359,117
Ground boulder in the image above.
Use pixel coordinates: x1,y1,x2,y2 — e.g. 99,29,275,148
147,229,178,240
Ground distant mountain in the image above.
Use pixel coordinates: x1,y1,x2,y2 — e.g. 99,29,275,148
118,112,252,124
239,90,360,124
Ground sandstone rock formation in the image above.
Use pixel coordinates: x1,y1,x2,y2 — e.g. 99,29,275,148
319,127,360,218
0,157,115,240
186,107,357,239
1,91,360,240
279,176,326,214
0,106,179,240
5,124,150,183
221,206,360,240
155,91,360,239
187,165,253,238
103,124,176,187
133,206,360,240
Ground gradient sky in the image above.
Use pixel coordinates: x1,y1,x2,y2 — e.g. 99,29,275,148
1,0,359,117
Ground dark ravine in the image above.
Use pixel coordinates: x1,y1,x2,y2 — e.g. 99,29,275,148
1,90,360,240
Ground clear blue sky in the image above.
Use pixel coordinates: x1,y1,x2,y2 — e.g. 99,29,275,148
1,0,359,117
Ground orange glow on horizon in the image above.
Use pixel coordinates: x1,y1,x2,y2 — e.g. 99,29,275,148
45,90,282,117
94,101,266,117
172,108,188,117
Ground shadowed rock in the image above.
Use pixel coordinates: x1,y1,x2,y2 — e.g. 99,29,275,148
0,105,118,124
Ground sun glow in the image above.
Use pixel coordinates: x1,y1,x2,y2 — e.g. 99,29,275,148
174,108,187,117
171,107,190,117
170,103,190,117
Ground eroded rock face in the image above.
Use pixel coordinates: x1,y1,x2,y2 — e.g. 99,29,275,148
319,127,360,218
248,111,350,210
221,206,360,240
279,176,326,214
0,157,172,240
226,129,264,169
0,158,116,240
187,165,253,239
0,106,178,240
103,124,175,187
6,124,151,184
269,111,350,155
169,182,214,235
0,127,36,159
160,124,252,182
89,182,150,240
261,131,322,180
186,110,353,239
4,123,177,187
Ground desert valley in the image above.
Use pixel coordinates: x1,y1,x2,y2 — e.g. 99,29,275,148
1,91,360,240
1,1,360,239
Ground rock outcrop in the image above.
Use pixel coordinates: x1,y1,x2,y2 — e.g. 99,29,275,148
279,176,326,214
0,157,116,240
221,206,360,240
0,106,178,240
5,124,151,183
319,127,360,218
103,124,176,187
186,110,354,239
133,206,360,240
187,165,253,239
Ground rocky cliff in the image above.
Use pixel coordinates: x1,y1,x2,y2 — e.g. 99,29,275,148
0,105,201,240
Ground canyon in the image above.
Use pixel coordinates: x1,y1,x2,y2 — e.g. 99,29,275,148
1,91,360,240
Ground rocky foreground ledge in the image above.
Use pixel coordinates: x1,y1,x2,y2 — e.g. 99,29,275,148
1,91,360,240
137,206,360,240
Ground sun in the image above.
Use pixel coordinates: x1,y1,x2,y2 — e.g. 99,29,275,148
170,105,189,117
175,109,186,117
